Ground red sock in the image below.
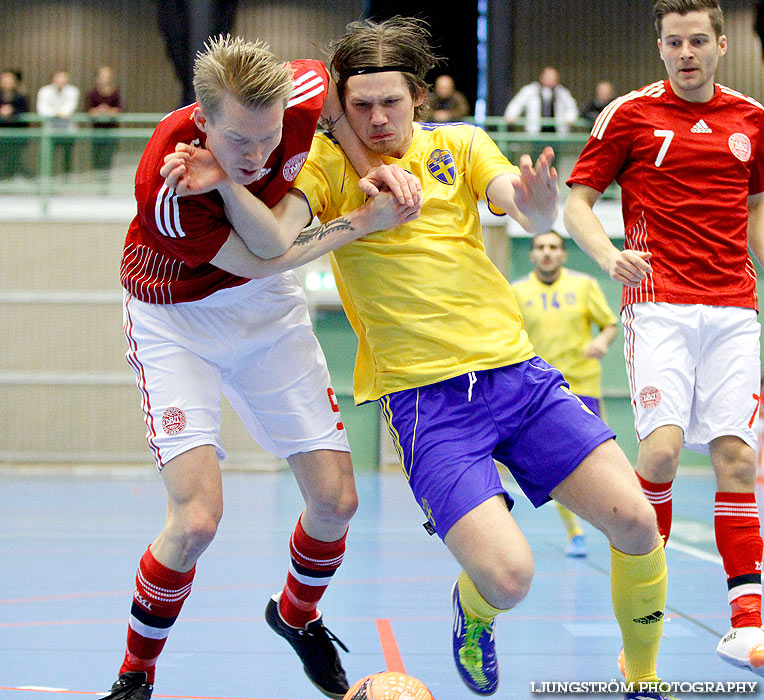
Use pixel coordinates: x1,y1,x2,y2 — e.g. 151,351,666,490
279,516,346,628
119,546,195,683
715,492,762,628
637,473,673,544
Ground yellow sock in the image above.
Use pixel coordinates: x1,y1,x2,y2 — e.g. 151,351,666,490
610,544,667,686
556,503,583,539
457,570,511,622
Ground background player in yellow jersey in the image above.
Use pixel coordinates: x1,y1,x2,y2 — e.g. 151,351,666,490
512,230,618,558
162,17,671,699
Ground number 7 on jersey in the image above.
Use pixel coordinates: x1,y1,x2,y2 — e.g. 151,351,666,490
653,129,674,167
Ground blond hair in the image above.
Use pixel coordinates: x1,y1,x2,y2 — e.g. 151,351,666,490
193,35,293,119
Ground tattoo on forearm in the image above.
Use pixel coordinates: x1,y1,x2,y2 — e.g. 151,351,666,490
318,112,346,133
294,218,353,246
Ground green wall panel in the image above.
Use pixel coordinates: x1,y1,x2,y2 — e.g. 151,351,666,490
313,309,379,470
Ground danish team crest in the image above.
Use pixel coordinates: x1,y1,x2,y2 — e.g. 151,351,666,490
162,407,186,435
729,133,752,162
426,149,456,185
282,151,309,181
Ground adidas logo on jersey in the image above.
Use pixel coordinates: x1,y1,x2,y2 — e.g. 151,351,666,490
691,119,712,133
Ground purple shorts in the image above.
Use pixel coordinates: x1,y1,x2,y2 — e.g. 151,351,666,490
378,358,615,539
578,395,603,418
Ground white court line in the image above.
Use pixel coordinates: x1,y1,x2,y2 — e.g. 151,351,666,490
666,539,722,566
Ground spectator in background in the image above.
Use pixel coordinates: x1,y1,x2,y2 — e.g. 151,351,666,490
421,73,470,123
504,66,578,134
580,80,616,125
511,230,618,559
0,68,29,179
36,70,80,174
86,66,123,172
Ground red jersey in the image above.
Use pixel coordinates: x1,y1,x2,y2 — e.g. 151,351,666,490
121,60,328,304
567,80,764,310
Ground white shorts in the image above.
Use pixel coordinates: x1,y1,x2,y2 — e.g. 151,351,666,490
622,302,760,454
123,273,350,468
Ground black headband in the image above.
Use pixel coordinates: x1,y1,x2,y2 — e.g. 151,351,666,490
343,65,416,77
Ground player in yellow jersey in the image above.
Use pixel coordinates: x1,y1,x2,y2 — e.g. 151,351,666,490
512,230,618,558
161,17,671,700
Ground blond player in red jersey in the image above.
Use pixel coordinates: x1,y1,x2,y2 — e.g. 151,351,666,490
101,36,420,700
565,0,764,679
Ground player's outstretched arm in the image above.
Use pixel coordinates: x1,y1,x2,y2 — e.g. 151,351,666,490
160,142,294,259
209,188,421,279
486,146,558,233
564,183,652,287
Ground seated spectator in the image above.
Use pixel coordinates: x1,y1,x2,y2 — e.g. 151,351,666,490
86,66,123,171
36,70,80,174
580,80,615,125
0,68,29,179
503,66,578,134
421,74,470,123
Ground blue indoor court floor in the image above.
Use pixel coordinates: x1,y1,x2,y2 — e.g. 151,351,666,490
1,464,761,700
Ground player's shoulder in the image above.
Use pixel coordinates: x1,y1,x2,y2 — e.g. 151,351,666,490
304,131,345,170
716,83,764,113
560,268,600,292
564,268,595,282
285,60,328,112
591,81,667,134
288,58,328,81
511,273,532,287
137,104,198,180
417,120,483,142
155,103,197,135
417,121,500,160
314,130,342,151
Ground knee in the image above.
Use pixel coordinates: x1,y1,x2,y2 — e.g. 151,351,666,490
606,496,660,554
482,557,534,610
310,486,359,525
727,459,756,487
172,502,223,556
713,441,756,489
305,472,359,525
642,442,681,476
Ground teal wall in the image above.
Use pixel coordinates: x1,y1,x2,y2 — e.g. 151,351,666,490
313,309,380,470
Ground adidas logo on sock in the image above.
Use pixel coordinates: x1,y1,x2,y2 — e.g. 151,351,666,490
632,610,664,624
691,119,712,133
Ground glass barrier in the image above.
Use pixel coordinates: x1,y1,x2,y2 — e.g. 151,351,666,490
0,113,617,211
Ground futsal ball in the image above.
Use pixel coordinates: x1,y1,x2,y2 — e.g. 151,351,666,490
343,671,434,700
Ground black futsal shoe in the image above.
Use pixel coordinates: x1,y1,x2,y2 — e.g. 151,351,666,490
265,592,350,699
99,672,153,700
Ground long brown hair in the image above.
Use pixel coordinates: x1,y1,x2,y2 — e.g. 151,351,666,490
330,16,441,120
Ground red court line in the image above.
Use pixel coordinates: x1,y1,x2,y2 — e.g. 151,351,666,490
0,689,312,700
376,618,406,673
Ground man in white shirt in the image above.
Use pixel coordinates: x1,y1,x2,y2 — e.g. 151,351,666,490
36,70,79,173
504,66,578,134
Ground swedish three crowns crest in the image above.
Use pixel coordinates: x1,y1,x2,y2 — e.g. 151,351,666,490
427,148,456,185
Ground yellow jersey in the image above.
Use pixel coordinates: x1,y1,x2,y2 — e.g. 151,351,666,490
511,268,617,398
294,122,535,403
